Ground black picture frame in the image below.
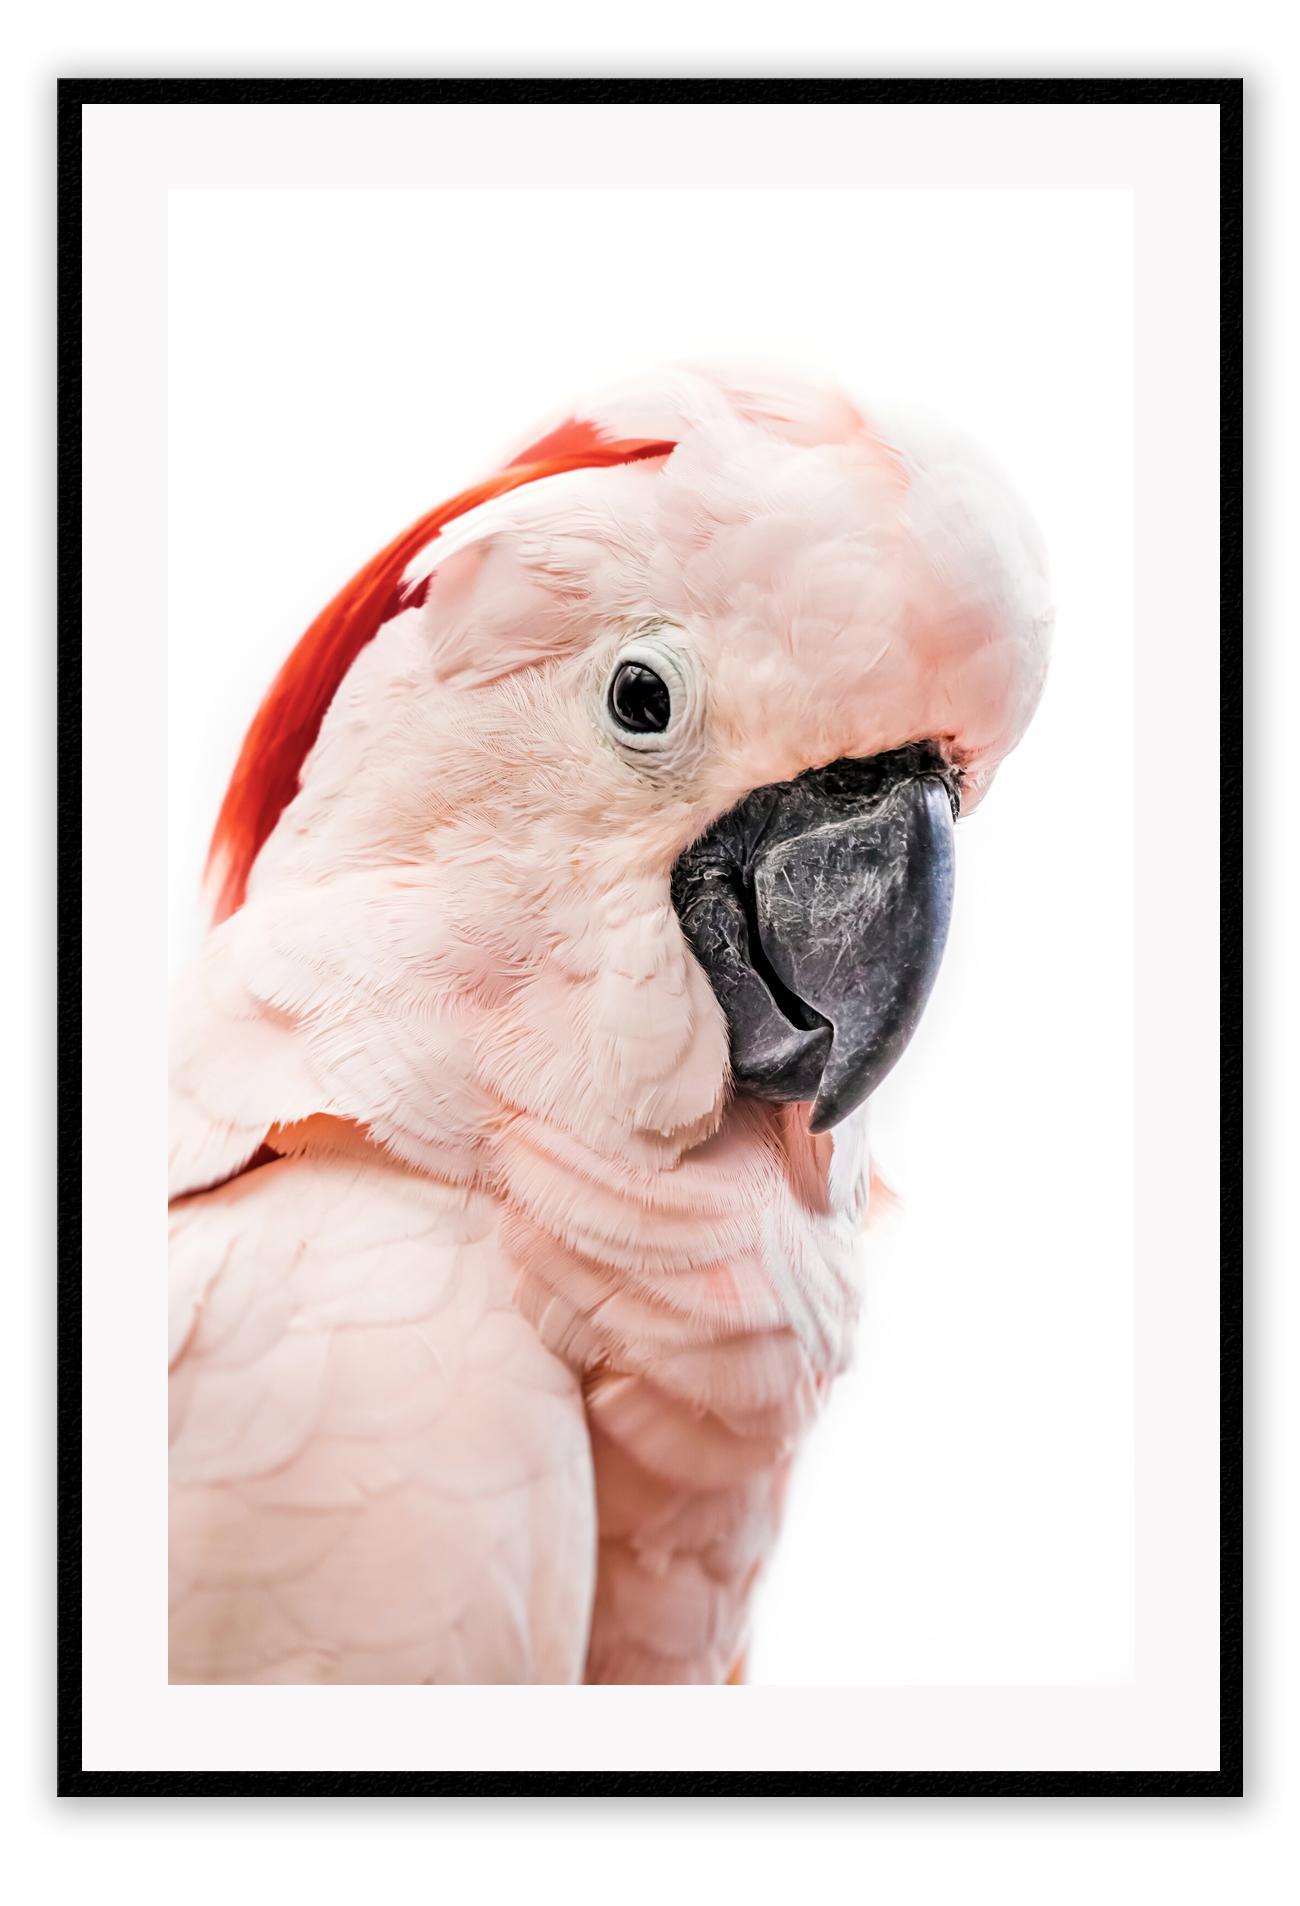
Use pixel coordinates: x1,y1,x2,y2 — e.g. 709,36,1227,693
56,74,1243,1799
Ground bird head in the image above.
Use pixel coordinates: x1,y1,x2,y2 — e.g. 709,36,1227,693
206,367,1050,1159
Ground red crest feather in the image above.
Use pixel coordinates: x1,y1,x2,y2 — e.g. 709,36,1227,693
206,430,675,922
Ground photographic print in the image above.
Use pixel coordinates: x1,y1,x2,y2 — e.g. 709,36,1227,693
62,78,1239,1793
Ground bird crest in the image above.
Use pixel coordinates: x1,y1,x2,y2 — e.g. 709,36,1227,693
206,422,676,920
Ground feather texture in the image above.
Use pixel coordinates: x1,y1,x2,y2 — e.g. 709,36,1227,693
206,435,675,921
170,1141,595,1683
171,364,1051,1682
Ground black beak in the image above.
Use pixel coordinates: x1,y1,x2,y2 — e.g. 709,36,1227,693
670,745,957,1133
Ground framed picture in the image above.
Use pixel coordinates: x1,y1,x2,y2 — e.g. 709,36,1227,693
60,76,1240,1796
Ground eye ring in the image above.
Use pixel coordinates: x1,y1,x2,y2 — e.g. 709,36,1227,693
600,631,699,758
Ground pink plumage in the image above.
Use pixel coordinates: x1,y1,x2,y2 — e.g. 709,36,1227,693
170,365,1051,1683
206,430,676,923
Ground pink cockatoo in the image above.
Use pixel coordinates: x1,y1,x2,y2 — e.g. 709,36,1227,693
169,366,1051,1685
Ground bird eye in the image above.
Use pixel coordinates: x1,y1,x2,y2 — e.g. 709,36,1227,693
608,660,672,735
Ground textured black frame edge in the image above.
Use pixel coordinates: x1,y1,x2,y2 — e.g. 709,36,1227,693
56,74,1244,1801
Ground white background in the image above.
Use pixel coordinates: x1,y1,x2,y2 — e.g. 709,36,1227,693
169,187,1135,1687
8,7,1294,1905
